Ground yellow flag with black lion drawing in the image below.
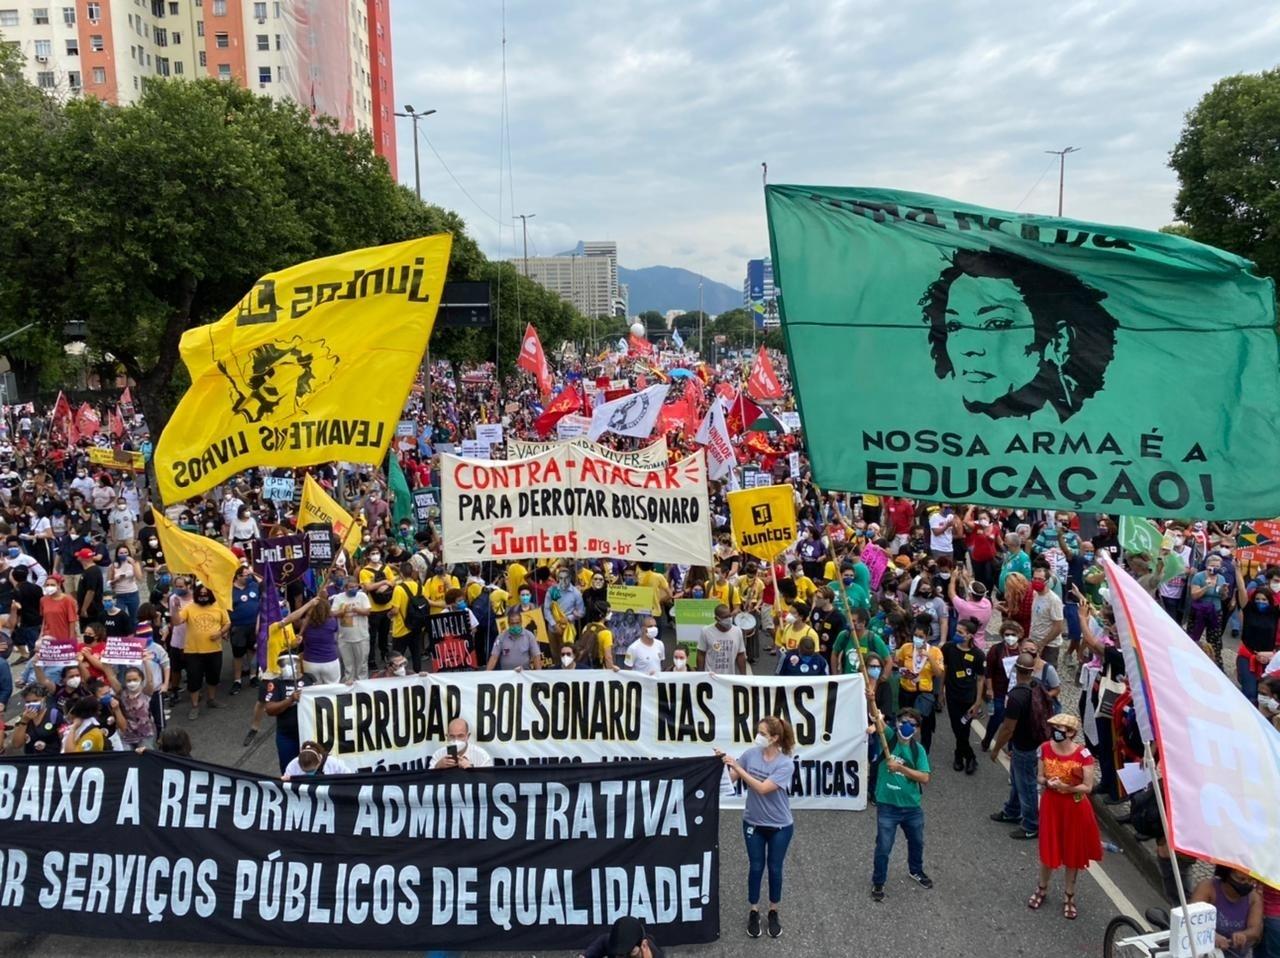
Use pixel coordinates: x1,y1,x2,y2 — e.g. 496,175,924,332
154,235,453,505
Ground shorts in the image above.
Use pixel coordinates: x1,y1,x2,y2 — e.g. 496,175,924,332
229,624,257,659
185,651,223,693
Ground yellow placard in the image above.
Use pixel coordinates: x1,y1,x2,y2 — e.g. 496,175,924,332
728,484,798,561
153,235,452,504
88,447,145,472
606,584,656,614
298,474,363,556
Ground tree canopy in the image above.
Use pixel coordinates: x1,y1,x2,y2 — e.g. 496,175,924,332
1170,67,1280,287
0,73,587,430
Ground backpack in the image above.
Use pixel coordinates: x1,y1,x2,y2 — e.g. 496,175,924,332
1027,679,1053,745
399,582,431,631
368,566,394,605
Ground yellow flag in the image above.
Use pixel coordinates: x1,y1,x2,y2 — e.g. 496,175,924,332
727,484,798,561
298,474,363,555
154,235,453,504
154,512,241,611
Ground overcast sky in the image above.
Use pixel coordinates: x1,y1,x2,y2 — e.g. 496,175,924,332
390,0,1280,288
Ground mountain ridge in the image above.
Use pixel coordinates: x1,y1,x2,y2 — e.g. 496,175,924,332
556,245,740,315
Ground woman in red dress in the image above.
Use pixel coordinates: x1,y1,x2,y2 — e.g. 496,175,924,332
1027,713,1103,919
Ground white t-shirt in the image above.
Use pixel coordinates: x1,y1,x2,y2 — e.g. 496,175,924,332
928,511,954,553
331,591,372,641
624,638,666,675
1029,588,1065,649
283,755,355,777
429,742,493,769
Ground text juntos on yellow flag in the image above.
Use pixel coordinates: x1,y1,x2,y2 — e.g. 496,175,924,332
298,473,363,555
153,512,241,610
154,235,453,504
728,484,798,561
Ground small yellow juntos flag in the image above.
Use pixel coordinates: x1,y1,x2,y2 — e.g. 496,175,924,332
153,235,453,504
298,473,363,556
154,512,241,611
727,484,798,561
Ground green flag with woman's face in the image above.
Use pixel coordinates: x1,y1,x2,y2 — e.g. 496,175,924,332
766,184,1280,519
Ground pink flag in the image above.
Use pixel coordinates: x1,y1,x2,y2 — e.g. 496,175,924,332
1102,555,1280,887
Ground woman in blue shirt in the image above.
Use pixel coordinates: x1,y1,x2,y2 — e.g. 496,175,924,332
715,715,797,941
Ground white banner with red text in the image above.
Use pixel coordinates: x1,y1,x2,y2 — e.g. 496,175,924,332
298,671,868,810
506,436,669,469
439,447,712,565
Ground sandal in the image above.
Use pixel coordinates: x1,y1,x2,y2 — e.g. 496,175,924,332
1063,892,1078,920
1027,884,1048,910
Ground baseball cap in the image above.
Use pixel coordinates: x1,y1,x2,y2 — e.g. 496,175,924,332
74,547,96,561
606,916,645,956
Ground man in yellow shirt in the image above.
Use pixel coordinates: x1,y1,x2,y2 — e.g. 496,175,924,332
786,560,818,605
359,549,397,669
774,600,819,674
893,622,946,751
709,569,741,613
506,560,529,596
177,583,231,720
390,561,429,673
424,565,460,611
636,562,672,617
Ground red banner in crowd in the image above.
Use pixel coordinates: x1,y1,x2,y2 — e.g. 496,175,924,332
533,384,583,438
75,402,100,437
517,323,552,395
628,333,653,357
746,346,783,401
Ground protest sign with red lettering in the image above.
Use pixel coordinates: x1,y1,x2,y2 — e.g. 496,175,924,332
37,637,77,668
101,635,145,665
440,447,711,565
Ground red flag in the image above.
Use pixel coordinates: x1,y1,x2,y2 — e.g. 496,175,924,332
746,346,783,401
742,430,781,459
628,333,653,357
656,399,698,437
724,393,762,436
714,381,737,403
682,376,704,409
517,323,551,395
52,391,78,444
75,402,101,437
119,386,135,419
533,384,583,438
636,374,648,390
109,406,126,439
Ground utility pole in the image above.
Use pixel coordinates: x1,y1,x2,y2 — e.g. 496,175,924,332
697,277,704,356
1045,146,1080,216
516,214,536,277
394,105,437,201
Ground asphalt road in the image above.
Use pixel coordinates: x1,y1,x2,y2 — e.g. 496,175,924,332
0,646,1167,958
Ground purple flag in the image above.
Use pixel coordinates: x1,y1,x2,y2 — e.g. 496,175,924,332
256,560,282,673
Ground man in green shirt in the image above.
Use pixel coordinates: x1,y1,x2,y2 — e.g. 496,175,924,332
871,707,932,901
831,607,891,674
998,532,1032,595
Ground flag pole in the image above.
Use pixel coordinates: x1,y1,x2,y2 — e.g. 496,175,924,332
1141,747,1203,958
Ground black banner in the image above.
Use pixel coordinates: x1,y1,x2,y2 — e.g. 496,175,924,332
427,609,471,643
411,486,439,531
304,523,334,567
247,535,309,584
0,753,721,951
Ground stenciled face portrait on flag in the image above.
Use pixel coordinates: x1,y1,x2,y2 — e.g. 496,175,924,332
767,184,1280,519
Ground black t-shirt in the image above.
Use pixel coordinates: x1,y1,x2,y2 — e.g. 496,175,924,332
20,705,65,754
15,581,42,628
1003,684,1041,751
260,672,316,740
103,608,133,637
1092,533,1121,563
77,565,105,619
809,607,847,655
942,642,984,700
1241,589,1280,654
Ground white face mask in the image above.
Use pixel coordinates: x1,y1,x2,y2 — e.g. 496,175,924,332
43,585,57,596
125,680,142,693
448,737,468,753
65,675,81,689
754,732,771,748
560,654,574,667
393,665,407,676
673,657,688,671
645,626,659,639
1003,634,1019,647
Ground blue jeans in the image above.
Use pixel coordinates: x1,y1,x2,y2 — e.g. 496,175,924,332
1263,914,1280,958
742,821,793,906
1002,746,1040,833
1063,600,1081,643
1238,656,1260,706
115,592,140,631
872,803,924,885
0,659,11,710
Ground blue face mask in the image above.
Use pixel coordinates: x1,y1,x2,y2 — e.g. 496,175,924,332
345,588,358,597
691,588,704,598
103,601,116,612
842,577,854,586
868,666,882,680
897,721,916,740
6,548,18,559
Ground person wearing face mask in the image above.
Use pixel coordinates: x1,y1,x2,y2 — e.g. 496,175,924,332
544,566,585,647
175,583,230,720
1190,866,1263,957
107,545,143,630
869,707,932,902
283,740,354,779
696,604,746,674
582,571,610,624
1027,713,1100,920
1027,561,1065,668
7,685,66,755
38,573,78,645
980,623,1024,752
989,652,1046,840
962,507,1002,592
228,506,259,546
715,716,796,940
262,647,317,773
998,532,1031,595
942,618,985,774
105,497,136,555
893,620,945,751
807,587,847,658
779,636,828,676
1156,522,1194,623
228,566,262,695
1188,553,1230,668
331,575,373,682
485,610,542,672
623,615,666,676
832,607,891,676
359,548,397,670
1233,563,1280,705
862,654,892,799
431,717,493,770
908,577,947,645
947,573,992,646
431,588,478,673
62,694,110,753
97,661,158,750
558,643,578,670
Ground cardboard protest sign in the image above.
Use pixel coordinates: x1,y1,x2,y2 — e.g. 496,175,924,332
728,484,798,561
261,476,295,502
100,635,145,665
606,584,656,614
36,637,77,668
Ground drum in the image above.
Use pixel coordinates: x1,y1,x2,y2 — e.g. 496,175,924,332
735,611,760,663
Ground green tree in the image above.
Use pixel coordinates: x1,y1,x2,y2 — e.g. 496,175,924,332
1170,68,1280,285
710,307,756,348
638,310,666,338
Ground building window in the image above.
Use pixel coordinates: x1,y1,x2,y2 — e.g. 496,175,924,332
217,63,230,78
169,0,178,12
91,65,105,83
173,60,182,74
67,69,80,89
61,5,74,25
153,27,167,46
196,20,204,36
215,32,228,48
145,52,150,65
90,34,104,51
65,38,78,55
32,8,49,25
255,33,267,50
253,1,265,17
0,10,18,28
156,56,169,76
211,0,226,14
133,75,138,89
34,39,52,58
86,2,100,23
273,1,280,17
171,30,180,43
275,33,280,50
258,65,270,83
198,49,206,66
36,71,55,89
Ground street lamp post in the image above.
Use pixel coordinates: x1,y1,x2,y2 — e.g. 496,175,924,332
394,105,437,201
1045,146,1081,217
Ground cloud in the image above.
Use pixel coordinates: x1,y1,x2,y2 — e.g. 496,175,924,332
391,0,1280,288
